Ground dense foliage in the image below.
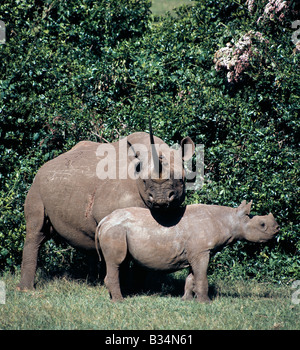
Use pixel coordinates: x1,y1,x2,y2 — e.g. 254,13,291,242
0,0,299,283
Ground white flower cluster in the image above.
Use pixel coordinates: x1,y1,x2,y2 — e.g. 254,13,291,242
258,0,288,23
246,0,255,13
246,0,288,22
213,31,268,83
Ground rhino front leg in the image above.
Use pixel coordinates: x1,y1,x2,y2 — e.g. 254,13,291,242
191,251,211,303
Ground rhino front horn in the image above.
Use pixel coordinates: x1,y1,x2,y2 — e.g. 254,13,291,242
149,115,160,177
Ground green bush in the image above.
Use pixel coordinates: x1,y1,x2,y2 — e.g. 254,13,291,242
0,0,152,271
0,0,299,282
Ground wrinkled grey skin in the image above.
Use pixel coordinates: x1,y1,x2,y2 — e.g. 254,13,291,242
96,200,279,302
18,132,194,291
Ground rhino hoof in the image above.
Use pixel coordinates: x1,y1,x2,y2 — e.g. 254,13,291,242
196,296,212,304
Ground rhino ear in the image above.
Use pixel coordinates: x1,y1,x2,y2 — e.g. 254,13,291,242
181,137,195,161
237,200,253,218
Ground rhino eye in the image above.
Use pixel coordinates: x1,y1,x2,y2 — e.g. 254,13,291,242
260,222,265,228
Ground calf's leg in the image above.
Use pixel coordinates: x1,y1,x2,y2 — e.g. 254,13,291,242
104,263,124,302
99,226,127,302
190,251,211,303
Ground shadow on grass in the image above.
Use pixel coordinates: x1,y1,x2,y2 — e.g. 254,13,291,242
36,260,237,300
36,260,193,298
35,256,276,300
107,263,219,300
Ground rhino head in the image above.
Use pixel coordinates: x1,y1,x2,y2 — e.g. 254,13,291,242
236,200,280,242
128,127,195,209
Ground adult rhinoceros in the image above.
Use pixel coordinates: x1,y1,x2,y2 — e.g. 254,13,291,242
18,130,194,290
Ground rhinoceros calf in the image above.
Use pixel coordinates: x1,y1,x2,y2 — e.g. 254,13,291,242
95,200,279,302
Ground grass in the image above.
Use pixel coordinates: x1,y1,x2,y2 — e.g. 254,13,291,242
151,0,195,16
0,269,299,330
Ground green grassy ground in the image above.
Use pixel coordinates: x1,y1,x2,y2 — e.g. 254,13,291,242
151,0,195,16
0,270,298,330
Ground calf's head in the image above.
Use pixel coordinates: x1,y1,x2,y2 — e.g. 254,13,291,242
129,136,195,209
237,200,280,242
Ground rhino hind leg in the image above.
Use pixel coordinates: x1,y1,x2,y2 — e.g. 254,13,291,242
17,189,49,291
104,263,124,302
86,251,101,284
182,272,194,301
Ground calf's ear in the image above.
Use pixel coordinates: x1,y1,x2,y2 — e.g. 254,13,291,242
237,200,253,218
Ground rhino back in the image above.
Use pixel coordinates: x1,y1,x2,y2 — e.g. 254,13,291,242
123,205,227,264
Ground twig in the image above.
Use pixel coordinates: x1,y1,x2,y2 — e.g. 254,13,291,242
91,131,109,143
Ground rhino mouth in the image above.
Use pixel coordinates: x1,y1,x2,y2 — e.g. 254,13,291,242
146,191,184,210
150,202,171,209
258,227,280,243
148,191,175,208
146,198,170,209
